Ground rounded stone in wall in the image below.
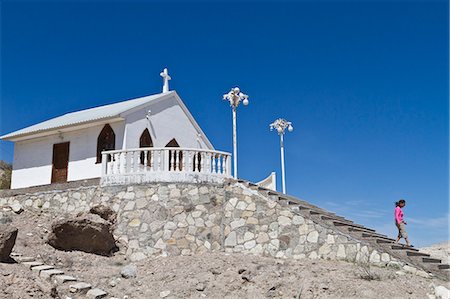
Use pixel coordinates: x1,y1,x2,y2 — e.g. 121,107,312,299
278,235,291,250
307,231,319,243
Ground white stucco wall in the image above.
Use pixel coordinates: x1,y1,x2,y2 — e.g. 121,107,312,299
11,121,124,189
9,93,214,189
123,95,210,149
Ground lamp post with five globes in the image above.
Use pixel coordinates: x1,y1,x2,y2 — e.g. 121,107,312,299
223,87,249,179
270,118,293,194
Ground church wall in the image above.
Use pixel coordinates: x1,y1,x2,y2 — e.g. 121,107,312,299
123,95,210,149
11,121,124,189
11,137,53,189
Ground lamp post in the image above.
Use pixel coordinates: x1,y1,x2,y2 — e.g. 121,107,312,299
270,118,293,194
223,87,249,179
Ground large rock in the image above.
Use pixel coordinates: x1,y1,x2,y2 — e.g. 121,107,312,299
90,205,116,224
47,213,118,256
0,224,18,262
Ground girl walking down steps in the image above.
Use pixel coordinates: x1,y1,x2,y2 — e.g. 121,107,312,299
395,199,411,246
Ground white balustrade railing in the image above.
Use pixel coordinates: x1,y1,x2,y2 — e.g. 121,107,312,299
101,147,232,185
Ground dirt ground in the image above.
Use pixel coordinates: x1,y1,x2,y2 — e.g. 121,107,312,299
0,209,448,299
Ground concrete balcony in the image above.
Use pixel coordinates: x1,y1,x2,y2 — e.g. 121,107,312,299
100,147,231,186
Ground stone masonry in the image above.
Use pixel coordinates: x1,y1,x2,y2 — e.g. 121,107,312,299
0,181,402,269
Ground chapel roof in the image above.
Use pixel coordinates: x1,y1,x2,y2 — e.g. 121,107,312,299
1,91,173,140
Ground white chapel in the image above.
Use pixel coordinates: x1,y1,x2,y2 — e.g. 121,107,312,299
1,69,232,189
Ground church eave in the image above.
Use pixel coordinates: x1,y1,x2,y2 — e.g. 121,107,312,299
1,116,124,142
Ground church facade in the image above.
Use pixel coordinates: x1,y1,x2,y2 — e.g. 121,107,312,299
1,90,216,189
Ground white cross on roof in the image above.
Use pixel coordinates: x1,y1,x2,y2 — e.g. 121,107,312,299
160,68,171,93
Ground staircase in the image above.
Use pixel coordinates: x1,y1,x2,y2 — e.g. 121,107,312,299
236,179,449,280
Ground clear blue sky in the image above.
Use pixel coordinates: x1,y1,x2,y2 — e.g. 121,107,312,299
0,1,448,246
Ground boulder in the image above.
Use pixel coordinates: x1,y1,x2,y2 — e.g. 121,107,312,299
0,224,18,262
47,213,118,256
90,205,116,224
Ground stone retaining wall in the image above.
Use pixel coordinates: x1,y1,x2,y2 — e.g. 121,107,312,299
0,182,399,266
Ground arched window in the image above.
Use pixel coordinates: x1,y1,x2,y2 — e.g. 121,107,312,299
166,138,180,147
140,128,153,165
96,124,115,163
165,139,182,171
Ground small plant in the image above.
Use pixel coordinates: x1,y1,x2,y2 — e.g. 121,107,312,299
355,251,381,281
357,262,381,281
114,261,124,266
0,161,12,189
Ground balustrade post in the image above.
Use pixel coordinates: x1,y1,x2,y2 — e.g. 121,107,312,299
150,150,154,171
212,154,217,174
130,151,134,173
156,150,161,171
208,153,212,173
217,155,222,174
163,150,169,171
136,150,140,172
133,151,140,172
120,152,124,174
144,150,148,168
183,150,188,172
110,153,120,174
200,152,205,173
101,153,107,176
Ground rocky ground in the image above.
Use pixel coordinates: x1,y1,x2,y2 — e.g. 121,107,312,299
0,209,448,299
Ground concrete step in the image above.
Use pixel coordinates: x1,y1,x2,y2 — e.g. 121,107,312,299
332,221,375,231
14,256,35,263
406,251,430,257
360,232,393,241
40,269,64,280
391,244,419,251
31,265,54,273
368,237,395,245
86,288,108,299
346,226,378,234
69,282,92,294
54,275,78,284
296,207,344,221
22,261,44,269
320,215,352,222
438,264,450,270
320,216,357,227
422,257,442,264
296,205,312,211
374,238,395,244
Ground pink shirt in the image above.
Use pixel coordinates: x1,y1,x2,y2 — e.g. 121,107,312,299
395,206,404,224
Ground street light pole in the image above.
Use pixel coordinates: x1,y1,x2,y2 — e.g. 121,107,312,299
280,133,286,194
270,118,293,194
223,87,249,179
232,107,238,179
